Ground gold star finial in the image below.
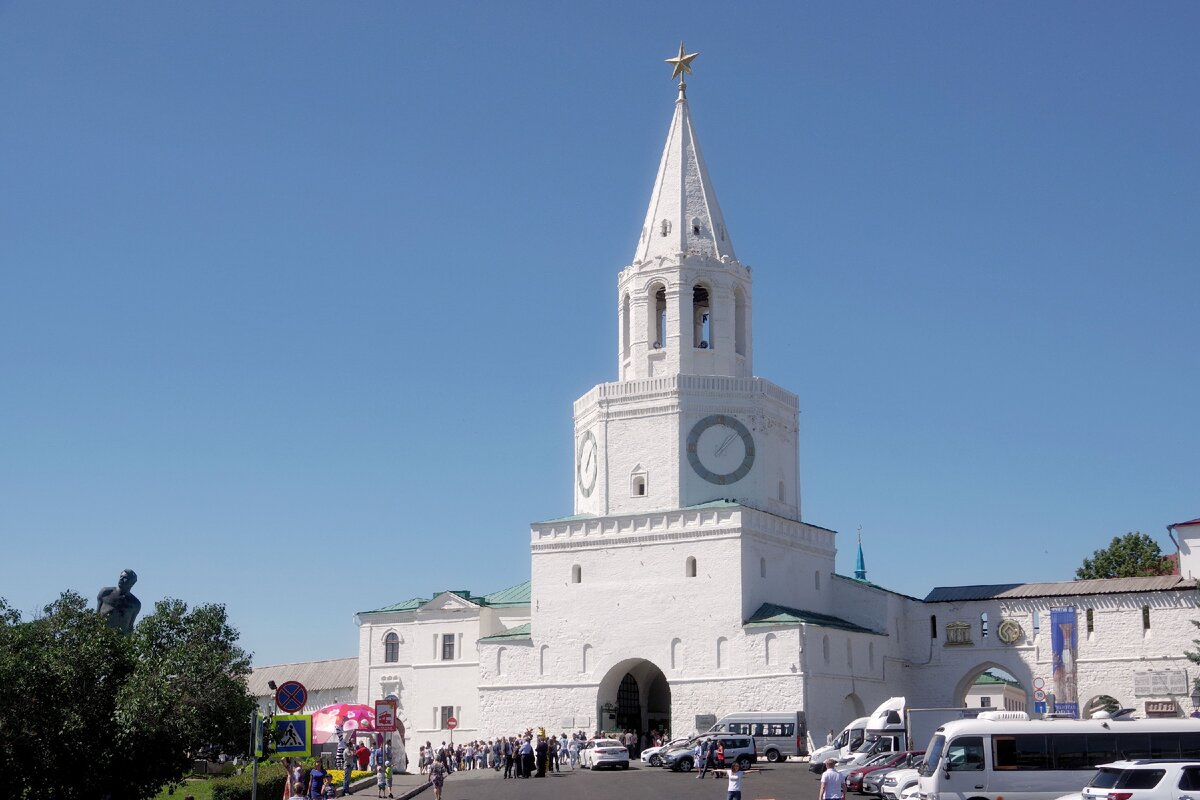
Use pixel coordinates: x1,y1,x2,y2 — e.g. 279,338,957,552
665,41,699,88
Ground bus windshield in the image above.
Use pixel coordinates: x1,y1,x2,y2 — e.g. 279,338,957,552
920,735,945,777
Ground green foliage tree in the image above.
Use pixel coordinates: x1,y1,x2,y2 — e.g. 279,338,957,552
1074,531,1173,580
0,591,255,800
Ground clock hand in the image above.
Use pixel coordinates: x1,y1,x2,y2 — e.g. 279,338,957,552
714,431,738,457
583,449,594,472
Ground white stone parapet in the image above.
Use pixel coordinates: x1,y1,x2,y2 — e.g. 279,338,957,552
574,374,798,417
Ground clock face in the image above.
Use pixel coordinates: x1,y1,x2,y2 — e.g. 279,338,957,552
577,430,598,497
686,414,755,485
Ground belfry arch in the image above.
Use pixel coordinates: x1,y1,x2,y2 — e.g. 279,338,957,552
596,657,671,736
952,661,1030,711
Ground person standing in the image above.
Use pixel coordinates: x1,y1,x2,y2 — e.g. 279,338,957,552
726,761,745,800
519,737,534,778
821,758,847,800
535,735,548,777
308,760,328,800
503,736,515,778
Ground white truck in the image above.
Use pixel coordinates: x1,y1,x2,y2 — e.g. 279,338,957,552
810,698,984,773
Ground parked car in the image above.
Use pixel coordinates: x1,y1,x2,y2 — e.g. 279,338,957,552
849,751,923,794
862,753,924,797
880,759,924,800
661,735,758,772
1082,760,1200,800
641,737,690,767
579,738,629,770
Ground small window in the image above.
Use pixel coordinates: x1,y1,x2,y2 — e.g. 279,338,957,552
440,705,455,729
441,633,455,661
1032,610,1041,634
660,219,671,236
384,632,399,663
815,571,821,591
1086,608,1094,634
686,556,697,578
778,481,786,502
822,635,830,664
760,557,766,578
571,564,581,584
631,474,647,496
1142,606,1150,631
980,696,992,708
930,615,938,639
981,612,989,639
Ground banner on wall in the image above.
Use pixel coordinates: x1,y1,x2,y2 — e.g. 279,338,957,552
1050,607,1079,718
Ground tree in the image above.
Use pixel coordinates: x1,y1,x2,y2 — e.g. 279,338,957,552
1074,531,1173,580
0,591,256,800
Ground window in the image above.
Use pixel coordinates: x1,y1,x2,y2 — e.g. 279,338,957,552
582,643,592,673
778,480,785,502
815,571,821,591
650,285,667,349
822,635,830,664
441,634,455,661
539,644,548,675
621,294,630,357
980,696,992,708
1032,610,1041,634
693,285,711,349
716,637,727,669
764,633,775,665
1142,606,1150,631
930,615,938,639
1086,607,1094,634
760,557,766,578
660,219,671,237
631,473,647,496
670,638,681,669
496,647,506,676
946,736,985,771
686,556,697,578
734,287,746,356
571,564,581,584
981,612,989,639
440,706,455,729
691,217,702,236
384,632,399,663
993,734,1048,770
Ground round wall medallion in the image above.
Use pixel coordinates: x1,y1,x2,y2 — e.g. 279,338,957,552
997,618,1023,645
686,414,756,485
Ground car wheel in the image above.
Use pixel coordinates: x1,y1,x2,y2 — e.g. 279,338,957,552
649,754,661,767
680,757,694,772
737,756,752,770
766,749,782,763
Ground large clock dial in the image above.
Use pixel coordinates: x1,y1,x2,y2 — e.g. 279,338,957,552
687,414,755,485
577,430,598,497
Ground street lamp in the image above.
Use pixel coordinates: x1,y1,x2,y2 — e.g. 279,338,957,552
1190,684,1200,717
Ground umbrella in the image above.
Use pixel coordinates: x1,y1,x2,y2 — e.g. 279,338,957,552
312,703,376,745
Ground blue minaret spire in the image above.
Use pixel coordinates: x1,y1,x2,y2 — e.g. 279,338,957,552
854,527,867,581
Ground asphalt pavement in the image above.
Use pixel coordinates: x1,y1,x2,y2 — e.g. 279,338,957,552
416,760,823,800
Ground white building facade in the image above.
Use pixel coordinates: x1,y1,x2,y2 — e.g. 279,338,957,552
353,75,1200,751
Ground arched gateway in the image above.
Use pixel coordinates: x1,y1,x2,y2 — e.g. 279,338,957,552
596,658,671,736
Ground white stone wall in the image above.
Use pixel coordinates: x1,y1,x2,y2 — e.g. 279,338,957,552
1176,521,1200,579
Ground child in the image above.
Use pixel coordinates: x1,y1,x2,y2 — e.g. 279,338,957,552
385,760,394,798
376,764,386,797
726,760,744,800
322,776,336,799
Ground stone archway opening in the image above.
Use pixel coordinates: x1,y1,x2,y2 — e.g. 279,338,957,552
955,663,1029,713
597,657,671,739
1081,694,1123,719
841,692,866,722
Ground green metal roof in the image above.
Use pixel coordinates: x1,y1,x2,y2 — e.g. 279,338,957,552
479,622,532,642
745,602,885,635
361,580,531,615
482,580,532,607
973,671,1020,687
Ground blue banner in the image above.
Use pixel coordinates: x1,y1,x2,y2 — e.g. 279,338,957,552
1050,607,1078,718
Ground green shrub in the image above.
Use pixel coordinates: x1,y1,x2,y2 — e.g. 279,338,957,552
210,762,288,800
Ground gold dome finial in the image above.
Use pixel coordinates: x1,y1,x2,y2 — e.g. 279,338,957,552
665,41,699,97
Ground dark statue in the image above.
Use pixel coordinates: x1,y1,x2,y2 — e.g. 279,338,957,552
96,568,142,634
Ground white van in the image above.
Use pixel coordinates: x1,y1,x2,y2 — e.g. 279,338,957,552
917,712,1200,800
707,711,808,762
811,716,870,771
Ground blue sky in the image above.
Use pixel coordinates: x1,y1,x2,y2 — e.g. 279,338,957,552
2,3,1197,667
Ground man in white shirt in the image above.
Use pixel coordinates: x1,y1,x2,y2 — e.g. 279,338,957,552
820,758,846,800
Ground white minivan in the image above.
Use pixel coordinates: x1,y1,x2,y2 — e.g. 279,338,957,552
811,716,871,771
706,711,808,762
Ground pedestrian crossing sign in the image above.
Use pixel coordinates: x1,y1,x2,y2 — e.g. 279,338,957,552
272,714,312,758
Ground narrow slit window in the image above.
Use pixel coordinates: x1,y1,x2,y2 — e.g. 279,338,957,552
930,615,938,639
686,556,697,578
693,285,711,349
650,286,667,349
1142,605,1150,631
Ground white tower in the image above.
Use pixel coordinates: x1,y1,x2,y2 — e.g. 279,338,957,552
572,76,799,522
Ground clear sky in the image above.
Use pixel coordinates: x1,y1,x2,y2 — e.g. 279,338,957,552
2,3,1197,668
